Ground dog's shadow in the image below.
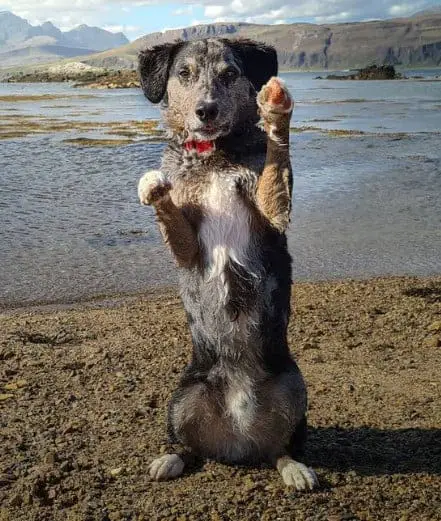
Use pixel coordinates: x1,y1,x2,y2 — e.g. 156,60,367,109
305,426,441,476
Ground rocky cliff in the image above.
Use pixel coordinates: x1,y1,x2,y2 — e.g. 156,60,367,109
82,13,441,71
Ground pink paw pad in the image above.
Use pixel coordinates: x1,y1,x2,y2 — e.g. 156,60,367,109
266,78,292,109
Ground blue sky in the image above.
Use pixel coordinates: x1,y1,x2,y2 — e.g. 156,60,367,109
2,0,441,40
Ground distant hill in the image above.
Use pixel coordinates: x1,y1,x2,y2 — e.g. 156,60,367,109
0,11,129,67
79,12,441,71
413,6,441,16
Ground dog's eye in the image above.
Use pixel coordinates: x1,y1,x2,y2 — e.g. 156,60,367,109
220,68,238,84
178,68,190,81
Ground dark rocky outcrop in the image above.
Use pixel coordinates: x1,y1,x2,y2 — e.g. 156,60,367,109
5,67,140,88
322,65,402,80
73,70,140,89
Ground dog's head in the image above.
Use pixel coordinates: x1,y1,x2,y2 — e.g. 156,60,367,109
138,38,277,148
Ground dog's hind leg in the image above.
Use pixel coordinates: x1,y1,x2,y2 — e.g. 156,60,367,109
255,77,294,233
287,414,308,459
271,415,317,490
273,415,317,490
138,170,199,268
148,389,203,481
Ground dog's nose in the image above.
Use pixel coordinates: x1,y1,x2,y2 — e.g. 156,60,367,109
195,102,219,123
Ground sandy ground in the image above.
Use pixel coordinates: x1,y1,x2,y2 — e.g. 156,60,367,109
1,276,440,521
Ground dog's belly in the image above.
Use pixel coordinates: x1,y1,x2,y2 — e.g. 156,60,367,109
172,385,266,462
170,370,306,463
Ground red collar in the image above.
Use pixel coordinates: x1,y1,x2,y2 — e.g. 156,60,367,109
184,140,215,155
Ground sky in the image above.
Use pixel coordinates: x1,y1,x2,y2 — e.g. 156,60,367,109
1,0,441,41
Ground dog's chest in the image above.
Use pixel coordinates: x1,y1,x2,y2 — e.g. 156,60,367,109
199,175,251,279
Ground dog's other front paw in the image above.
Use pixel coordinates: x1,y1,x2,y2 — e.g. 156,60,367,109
277,457,318,491
148,454,185,481
138,170,172,206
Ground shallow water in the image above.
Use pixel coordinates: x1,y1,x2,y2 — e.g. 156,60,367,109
1,72,440,306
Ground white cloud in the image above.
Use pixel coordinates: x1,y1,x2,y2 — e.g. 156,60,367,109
103,24,141,34
204,5,224,17
0,0,157,31
3,0,105,29
388,3,424,16
199,0,439,24
315,11,353,23
173,5,193,15
1,0,439,38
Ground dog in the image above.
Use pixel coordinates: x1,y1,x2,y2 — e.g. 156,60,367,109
137,38,317,490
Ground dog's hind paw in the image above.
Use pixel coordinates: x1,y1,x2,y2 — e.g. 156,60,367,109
138,170,172,206
148,454,185,481
277,457,318,491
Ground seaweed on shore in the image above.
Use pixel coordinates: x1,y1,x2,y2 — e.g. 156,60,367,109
62,137,136,147
0,94,97,102
290,126,365,136
0,116,163,142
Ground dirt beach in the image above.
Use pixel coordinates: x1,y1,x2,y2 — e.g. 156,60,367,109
1,276,440,521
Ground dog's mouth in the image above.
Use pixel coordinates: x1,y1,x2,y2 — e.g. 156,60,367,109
183,126,220,157
182,121,231,156
184,139,215,155
189,122,230,141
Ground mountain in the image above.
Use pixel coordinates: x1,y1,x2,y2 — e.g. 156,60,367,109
81,12,441,71
0,11,31,44
61,25,129,51
0,11,129,68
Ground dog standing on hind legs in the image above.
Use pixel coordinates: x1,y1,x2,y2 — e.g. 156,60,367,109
137,38,318,490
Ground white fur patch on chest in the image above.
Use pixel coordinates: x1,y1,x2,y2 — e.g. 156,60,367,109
199,175,251,289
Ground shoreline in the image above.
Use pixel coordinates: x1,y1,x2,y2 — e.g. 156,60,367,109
2,65,441,87
1,273,440,314
0,285,178,314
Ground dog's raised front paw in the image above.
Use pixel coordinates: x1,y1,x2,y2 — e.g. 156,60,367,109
148,454,185,481
257,77,294,118
280,460,318,490
138,170,172,206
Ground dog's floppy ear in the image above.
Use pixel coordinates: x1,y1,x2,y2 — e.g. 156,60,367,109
138,41,185,103
225,39,278,91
